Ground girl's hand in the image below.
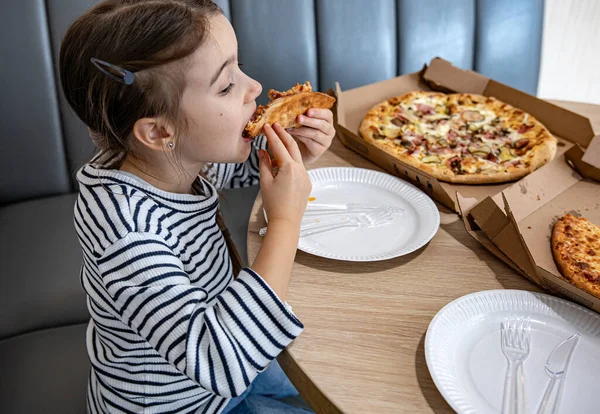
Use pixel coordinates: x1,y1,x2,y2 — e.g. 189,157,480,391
286,108,335,164
259,123,312,228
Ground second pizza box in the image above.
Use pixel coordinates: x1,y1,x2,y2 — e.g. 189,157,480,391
334,57,596,213
460,137,600,312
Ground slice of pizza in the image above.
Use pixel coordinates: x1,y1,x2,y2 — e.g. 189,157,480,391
243,81,336,138
552,214,600,298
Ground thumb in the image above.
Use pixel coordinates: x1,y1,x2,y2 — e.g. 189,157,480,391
258,149,273,186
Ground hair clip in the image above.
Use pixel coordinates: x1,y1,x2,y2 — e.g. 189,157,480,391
90,57,135,85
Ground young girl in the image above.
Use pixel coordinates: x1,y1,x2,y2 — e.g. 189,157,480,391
59,1,335,413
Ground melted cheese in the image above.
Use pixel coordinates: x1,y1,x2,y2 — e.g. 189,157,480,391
380,93,530,172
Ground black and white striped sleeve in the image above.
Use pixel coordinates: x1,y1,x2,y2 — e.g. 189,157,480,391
203,135,267,190
97,231,303,398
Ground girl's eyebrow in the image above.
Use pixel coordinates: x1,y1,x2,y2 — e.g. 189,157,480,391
210,55,236,86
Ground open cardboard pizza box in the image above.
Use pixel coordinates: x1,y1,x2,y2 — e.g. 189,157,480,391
334,57,596,213
459,136,600,312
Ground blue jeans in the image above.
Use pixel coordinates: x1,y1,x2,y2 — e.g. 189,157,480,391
221,360,313,414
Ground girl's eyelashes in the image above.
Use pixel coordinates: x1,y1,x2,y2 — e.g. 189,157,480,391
218,62,242,96
219,83,235,96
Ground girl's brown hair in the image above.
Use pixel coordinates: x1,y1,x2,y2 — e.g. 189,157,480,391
60,0,244,275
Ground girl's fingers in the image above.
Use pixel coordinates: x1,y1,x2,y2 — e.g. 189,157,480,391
305,108,334,123
258,149,274,183
295,114,331,133
294,134,327,151
287,127,330,147
262,123,292,164
272,122,303,163
296,115,335,135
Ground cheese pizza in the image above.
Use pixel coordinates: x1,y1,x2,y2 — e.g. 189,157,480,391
552,214,600,298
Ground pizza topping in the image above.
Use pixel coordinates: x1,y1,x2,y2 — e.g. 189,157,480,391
447,156,463,174
462,110,484,122
379,125,401,138
403,130,421,140
416,103,434,115
244,105,267,136
518,124,534,134
468,144,491,157
399,139,413,148
499,147,516,162
267,81,313,100
513,138,529,149
372,132,386,140
253,105,266,119
267,91,283,100
391,117,406,126
447,130,458,139
486,152,499,163
421,155,441,164
514,139,532,156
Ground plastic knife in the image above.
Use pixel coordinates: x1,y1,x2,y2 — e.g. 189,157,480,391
536,333,580,414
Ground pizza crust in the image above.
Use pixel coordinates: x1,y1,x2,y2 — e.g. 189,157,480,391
360,134,542,184
358,91,557,184
525,128,557,170
552,215,600,298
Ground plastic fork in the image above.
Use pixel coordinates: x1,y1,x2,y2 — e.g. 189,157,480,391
258,210,394,237
501,317,531,414
303,202,405,216
299,210,394,237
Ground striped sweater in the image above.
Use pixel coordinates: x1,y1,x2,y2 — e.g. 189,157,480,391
74,138,303,414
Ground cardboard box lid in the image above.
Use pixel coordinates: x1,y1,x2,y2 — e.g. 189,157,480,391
503,155,583,223
583,135,600,167
565,135,600,181
422,58,489,94
457,193,530,278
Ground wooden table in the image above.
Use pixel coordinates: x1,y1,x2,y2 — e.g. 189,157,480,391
246,101,600,413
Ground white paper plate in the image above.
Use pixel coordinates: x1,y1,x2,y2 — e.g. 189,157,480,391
274,167,439,261
425,290,600,414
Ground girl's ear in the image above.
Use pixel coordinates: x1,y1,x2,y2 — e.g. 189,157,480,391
132,117,176,151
